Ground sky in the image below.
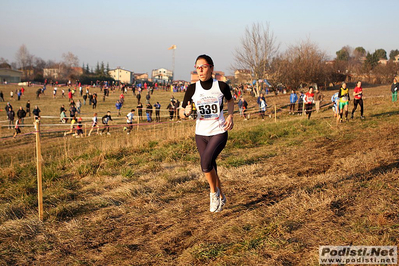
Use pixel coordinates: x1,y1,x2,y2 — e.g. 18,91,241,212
1,0,398,81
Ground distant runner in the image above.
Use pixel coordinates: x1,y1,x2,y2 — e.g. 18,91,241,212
331,91,340,121
351,81,364,119
391,77,398,103
338,82,350,122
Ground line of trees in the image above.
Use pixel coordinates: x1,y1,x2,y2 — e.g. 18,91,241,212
335,46,399,84
80,61,114,85
0,44,113,84
232,22,399,95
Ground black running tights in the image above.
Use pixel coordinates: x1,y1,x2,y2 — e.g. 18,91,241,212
195,132,228,173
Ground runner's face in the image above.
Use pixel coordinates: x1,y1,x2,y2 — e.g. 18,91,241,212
195,58,213,81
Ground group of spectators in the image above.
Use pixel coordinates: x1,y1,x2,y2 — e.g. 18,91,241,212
236,87,323,120
288,87,324,119
60,99,82,124
234,79,396,122
166,96,180,121
4,101,39,138
5,77,399,139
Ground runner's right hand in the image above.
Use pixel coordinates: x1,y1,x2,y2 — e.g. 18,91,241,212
185,101,192,115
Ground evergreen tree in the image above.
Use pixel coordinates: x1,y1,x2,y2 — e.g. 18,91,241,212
95,62,100,75
106,62,110,77
374,49,387,60
336,47,350,61
100,61,105,76
354,47,366,57
365,52,378,69
389,49,399,61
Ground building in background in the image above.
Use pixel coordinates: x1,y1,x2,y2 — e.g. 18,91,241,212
134,73,149,85
152,68,173,85
43,65,84,82
19,66,35,80
234,69,252,84
190,70,226,83
0,66,22,84
214,71,227,82
43,64,62,80
134,73,148,80
108,67,133,84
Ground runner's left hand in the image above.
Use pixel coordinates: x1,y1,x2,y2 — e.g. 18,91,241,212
224,115,234,131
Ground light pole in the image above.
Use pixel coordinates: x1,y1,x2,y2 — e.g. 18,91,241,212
168,45,177,82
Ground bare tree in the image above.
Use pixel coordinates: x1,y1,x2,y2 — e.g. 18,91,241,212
31,57,47,80
233,22,279,96
273,39,328,88
15,44,33,72
61,52,79,80
62,52,79,68
373,61,399,84
34,57,46,70
0,57,8,64
46,59,57,67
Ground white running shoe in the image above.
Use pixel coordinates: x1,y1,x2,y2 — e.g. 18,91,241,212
215,194,226,212
209,188,220,212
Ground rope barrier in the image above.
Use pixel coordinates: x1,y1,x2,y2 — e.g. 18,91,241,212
0,92,394,140
237,91,390,117
0,116,189,140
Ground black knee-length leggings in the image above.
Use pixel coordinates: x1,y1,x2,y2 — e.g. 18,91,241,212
352,99,363,116
195,132,228,173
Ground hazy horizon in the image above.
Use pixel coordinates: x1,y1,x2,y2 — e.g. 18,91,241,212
1,0,397,81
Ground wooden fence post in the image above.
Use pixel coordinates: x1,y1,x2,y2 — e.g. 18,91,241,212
34,120,43,221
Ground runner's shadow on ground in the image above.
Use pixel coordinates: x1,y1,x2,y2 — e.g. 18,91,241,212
354,160,399,181
370,110,399,118
229,188,294,213
230,160,399,213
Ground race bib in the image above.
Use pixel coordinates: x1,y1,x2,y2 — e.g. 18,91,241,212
197,97,220,120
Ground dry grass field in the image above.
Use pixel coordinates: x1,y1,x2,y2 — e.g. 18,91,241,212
0,83,398,265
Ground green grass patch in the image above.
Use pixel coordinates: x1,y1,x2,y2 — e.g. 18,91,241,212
121,167,135,178
192,243,229,262
222,152,277,168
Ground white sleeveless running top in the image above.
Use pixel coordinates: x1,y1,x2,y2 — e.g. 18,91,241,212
192,79,226,136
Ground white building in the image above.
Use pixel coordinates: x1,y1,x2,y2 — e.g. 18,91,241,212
151,68,173,84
